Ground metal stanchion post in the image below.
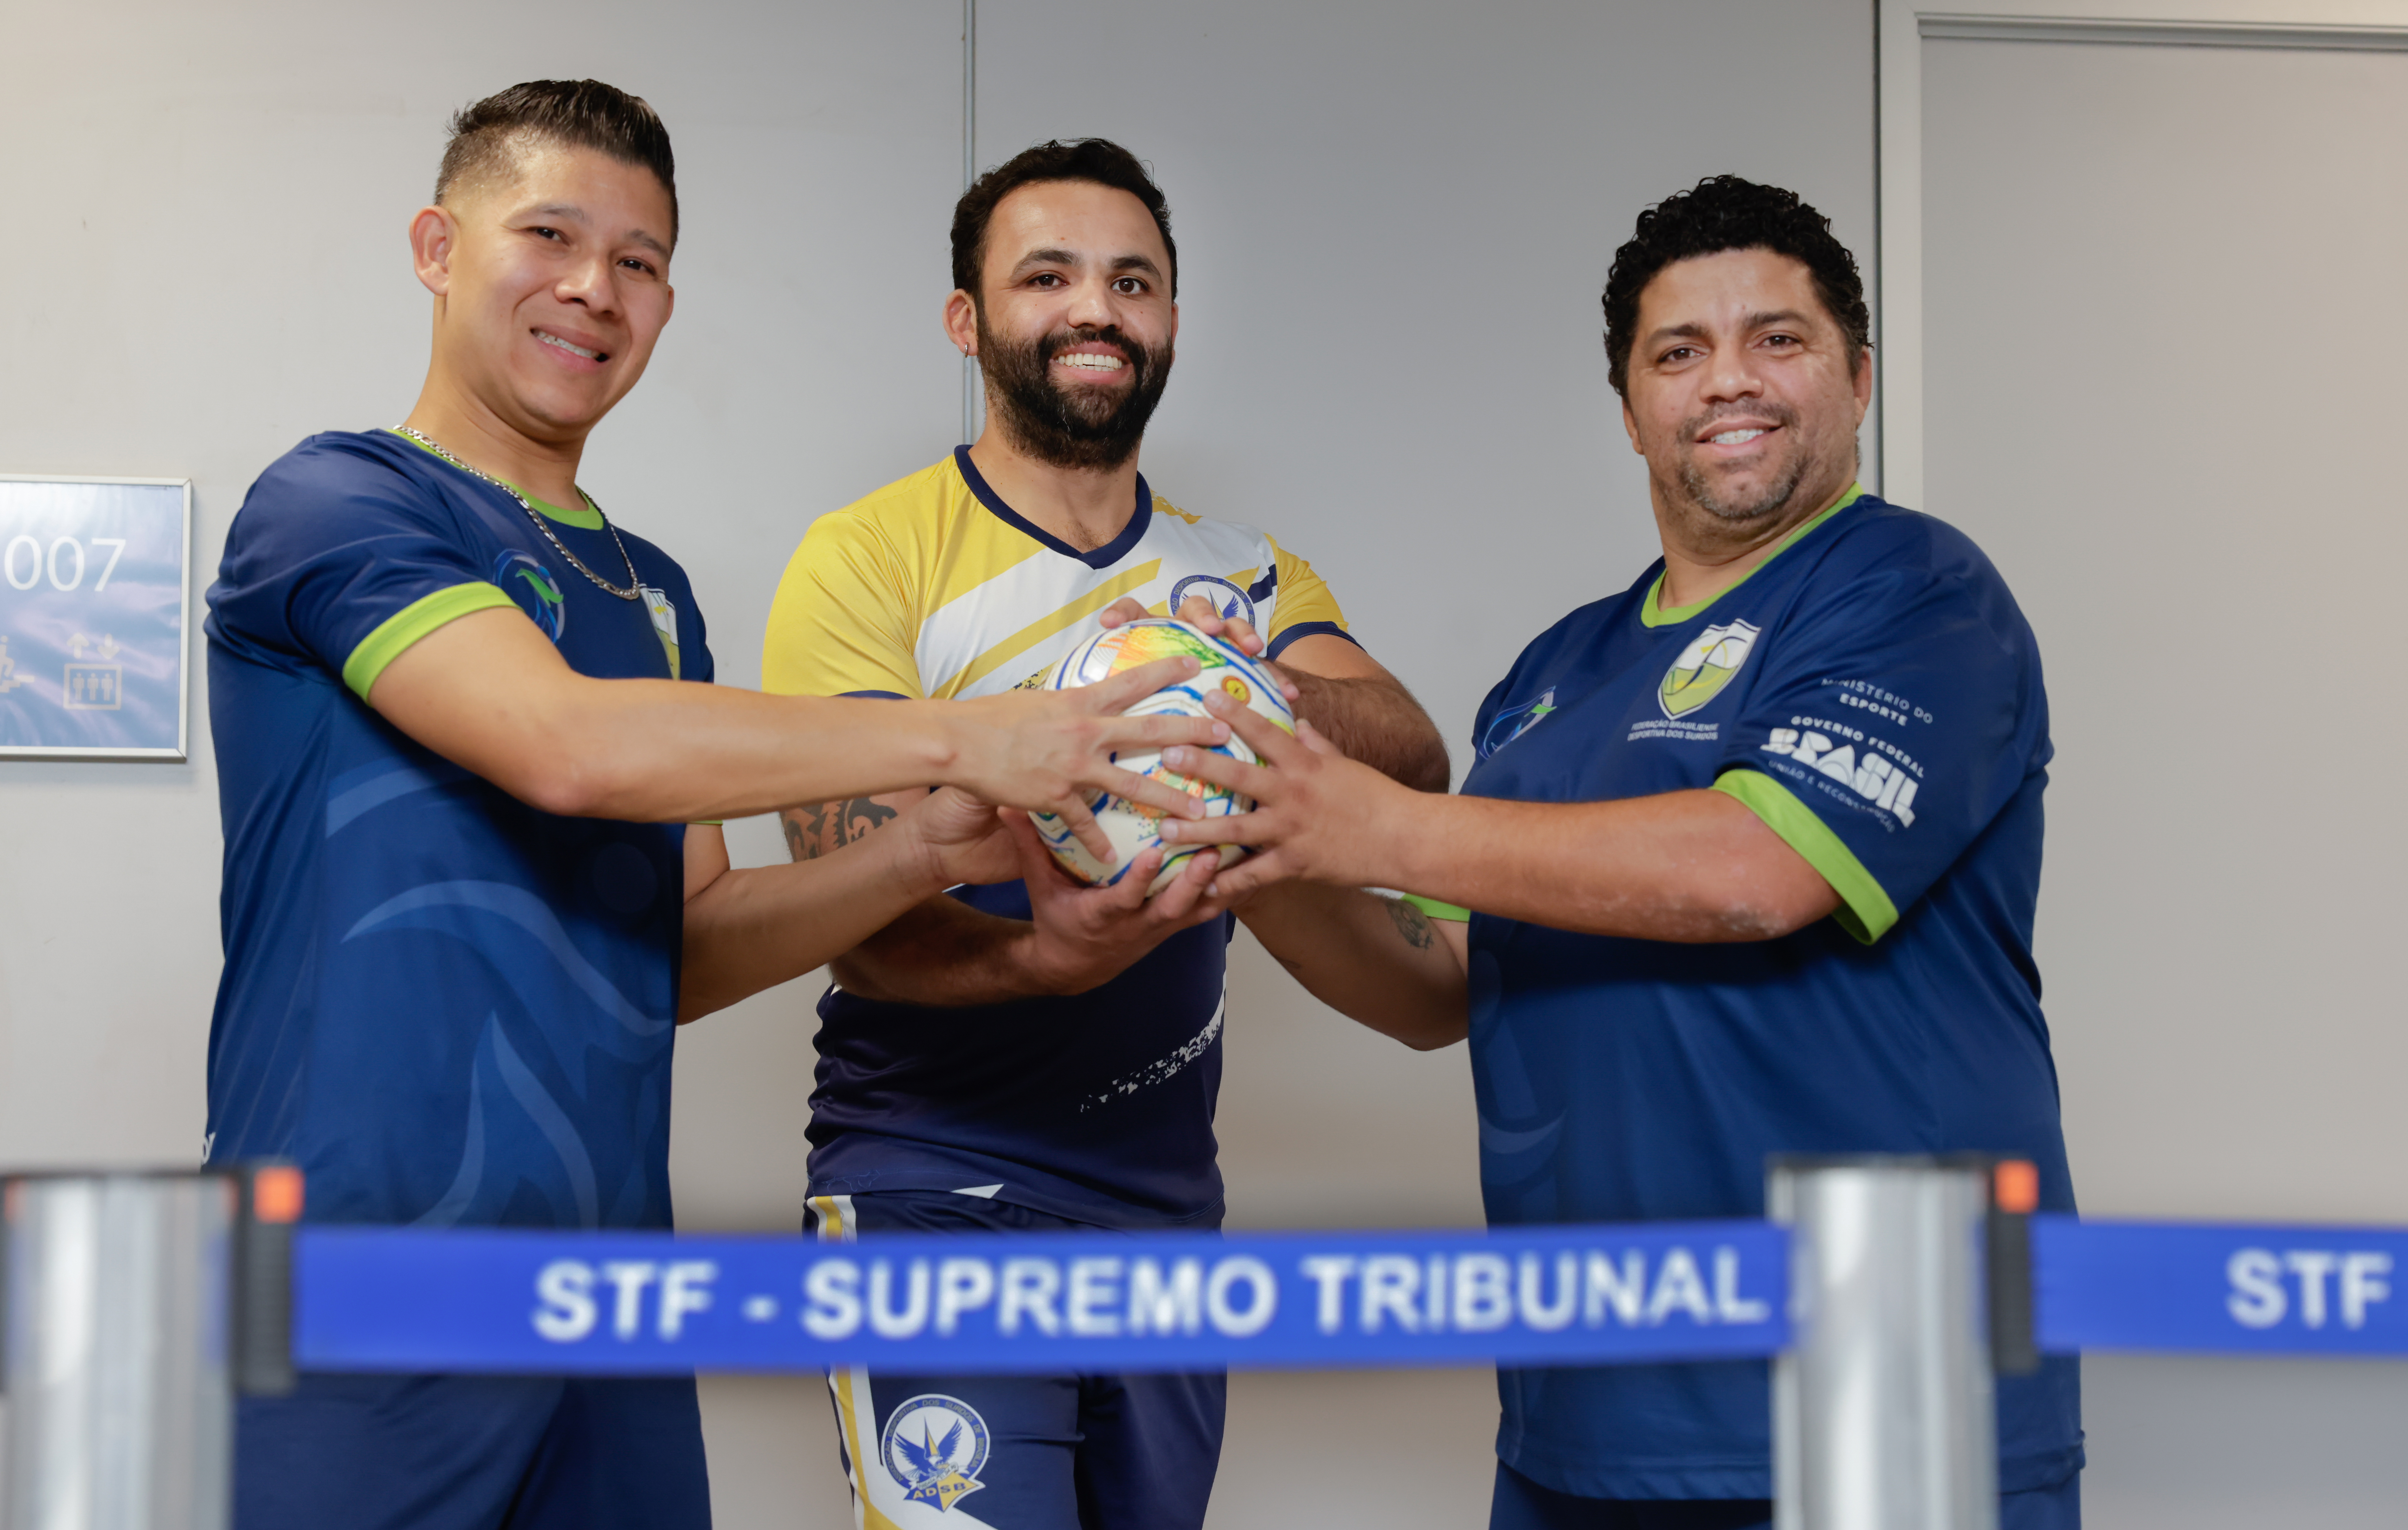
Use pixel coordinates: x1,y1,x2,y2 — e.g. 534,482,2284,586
1771,1156,1998,1530
2,1172,240,1530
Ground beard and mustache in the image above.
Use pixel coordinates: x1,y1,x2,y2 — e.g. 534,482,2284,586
1673,400,1815,524
976,310,1173,472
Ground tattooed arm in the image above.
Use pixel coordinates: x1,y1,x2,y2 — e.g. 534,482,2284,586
778,791,1231,1007
678,787,1017,1023
783,794,906,862
1236,883,1469,1050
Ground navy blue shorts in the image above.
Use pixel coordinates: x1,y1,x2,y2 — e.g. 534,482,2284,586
1488,1461,2080,1529
808,1191,1227,1530
234,1373,709,1530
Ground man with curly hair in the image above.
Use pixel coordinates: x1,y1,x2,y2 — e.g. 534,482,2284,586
1153,175,2084,1528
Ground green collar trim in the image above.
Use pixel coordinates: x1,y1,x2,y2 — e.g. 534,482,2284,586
1640,483,1865,629
385,427,605,529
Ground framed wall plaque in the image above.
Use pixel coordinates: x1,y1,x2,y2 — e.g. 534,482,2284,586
0,476,192,761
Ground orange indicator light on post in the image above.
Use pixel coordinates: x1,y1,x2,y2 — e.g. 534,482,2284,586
251,1166,305,1224
1993,1160,2039,1215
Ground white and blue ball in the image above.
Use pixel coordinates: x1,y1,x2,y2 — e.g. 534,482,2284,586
1027,617,1295,895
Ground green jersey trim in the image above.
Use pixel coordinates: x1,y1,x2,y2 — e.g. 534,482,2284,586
1641,484,1866,629
1712,767,1897,945
382,428,606,529
1399,892,1472,922
341,581,518,701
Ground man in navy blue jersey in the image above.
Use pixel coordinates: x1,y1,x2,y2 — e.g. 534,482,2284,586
1153,176,2084,1529
204,82,1226,1530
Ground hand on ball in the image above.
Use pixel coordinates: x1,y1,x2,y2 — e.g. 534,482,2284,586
1156,689,1402,898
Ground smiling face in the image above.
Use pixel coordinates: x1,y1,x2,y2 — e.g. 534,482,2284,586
414,139,676,447
1620,248,1871,538
954,179,1177,471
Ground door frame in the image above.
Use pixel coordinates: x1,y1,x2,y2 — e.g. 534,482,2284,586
1873,0,2408,506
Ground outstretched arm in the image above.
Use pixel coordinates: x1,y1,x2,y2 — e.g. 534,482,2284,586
366,606,1228,848
676,787,1022,1023
785,801,1236,1007
1270,634,1452,793
1161,699,1839,942
1239,882,1471,1050
778,597,1427,1011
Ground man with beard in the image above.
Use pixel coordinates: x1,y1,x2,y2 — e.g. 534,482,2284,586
760,137,1447,1529
1149,176,2084,1528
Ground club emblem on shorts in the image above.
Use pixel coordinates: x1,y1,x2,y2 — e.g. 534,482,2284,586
492,549,567,642
881,1394,990,1512
1659,619,1761,719
1168,573,1258,628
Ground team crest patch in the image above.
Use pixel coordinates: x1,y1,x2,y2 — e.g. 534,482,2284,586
492,549,566,642
1659,620,1761,719
1168,573,1259,627
881,1394,990,1512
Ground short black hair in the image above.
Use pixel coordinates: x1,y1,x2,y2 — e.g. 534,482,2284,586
952,139,1176,300
436,80,679,248
1603,175,1869,398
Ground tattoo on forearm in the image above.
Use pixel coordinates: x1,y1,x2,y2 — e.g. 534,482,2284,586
1385,896,1436,951
782,798,899,862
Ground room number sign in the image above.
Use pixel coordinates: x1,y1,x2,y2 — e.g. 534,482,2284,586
0,476,192,760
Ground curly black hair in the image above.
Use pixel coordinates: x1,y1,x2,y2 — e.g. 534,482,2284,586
953,139,1176,300
1602,175,1868,398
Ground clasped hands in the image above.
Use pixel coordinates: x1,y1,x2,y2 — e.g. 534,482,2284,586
879,594,1407,993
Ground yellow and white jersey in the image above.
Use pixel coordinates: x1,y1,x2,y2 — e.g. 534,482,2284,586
762,447,1352,702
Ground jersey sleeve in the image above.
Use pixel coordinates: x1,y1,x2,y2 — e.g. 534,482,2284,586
1712,566,2044,944
761,512,923,700
1262,537,1360,659
207,444,518,700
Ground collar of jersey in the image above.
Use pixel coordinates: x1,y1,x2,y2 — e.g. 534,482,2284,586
384,427,606,530
952,444,1153,570
1639,483,1866,628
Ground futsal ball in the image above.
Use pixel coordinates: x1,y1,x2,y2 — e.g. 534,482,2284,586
1027,617,1295,895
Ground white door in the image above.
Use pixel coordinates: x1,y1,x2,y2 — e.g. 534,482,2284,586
1889,8,2408,1524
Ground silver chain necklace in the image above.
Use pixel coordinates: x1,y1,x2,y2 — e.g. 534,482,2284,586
393,426,642,600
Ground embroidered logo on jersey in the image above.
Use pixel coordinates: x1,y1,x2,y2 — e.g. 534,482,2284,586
881,1394,990,1512
493,550,566,642
638,586,681,680
1659,620,1761,719
1168,573,1258,627
1478,688,1557,759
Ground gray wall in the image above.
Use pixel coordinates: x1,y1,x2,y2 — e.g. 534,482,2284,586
1921,34,2408,1525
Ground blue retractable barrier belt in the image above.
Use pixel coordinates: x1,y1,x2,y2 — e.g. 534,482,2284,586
2035,1215,2407,1356
288,1215,2408,1375
295,1221,1789,1375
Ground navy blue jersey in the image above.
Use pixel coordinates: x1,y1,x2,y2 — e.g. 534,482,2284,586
203,429,714,1231
805,900,1232,1229
1459,488,2080,1498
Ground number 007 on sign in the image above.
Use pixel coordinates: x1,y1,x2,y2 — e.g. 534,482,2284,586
0,476,191,760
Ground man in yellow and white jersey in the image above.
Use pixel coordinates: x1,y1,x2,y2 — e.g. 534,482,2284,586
761,137,1447,1530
